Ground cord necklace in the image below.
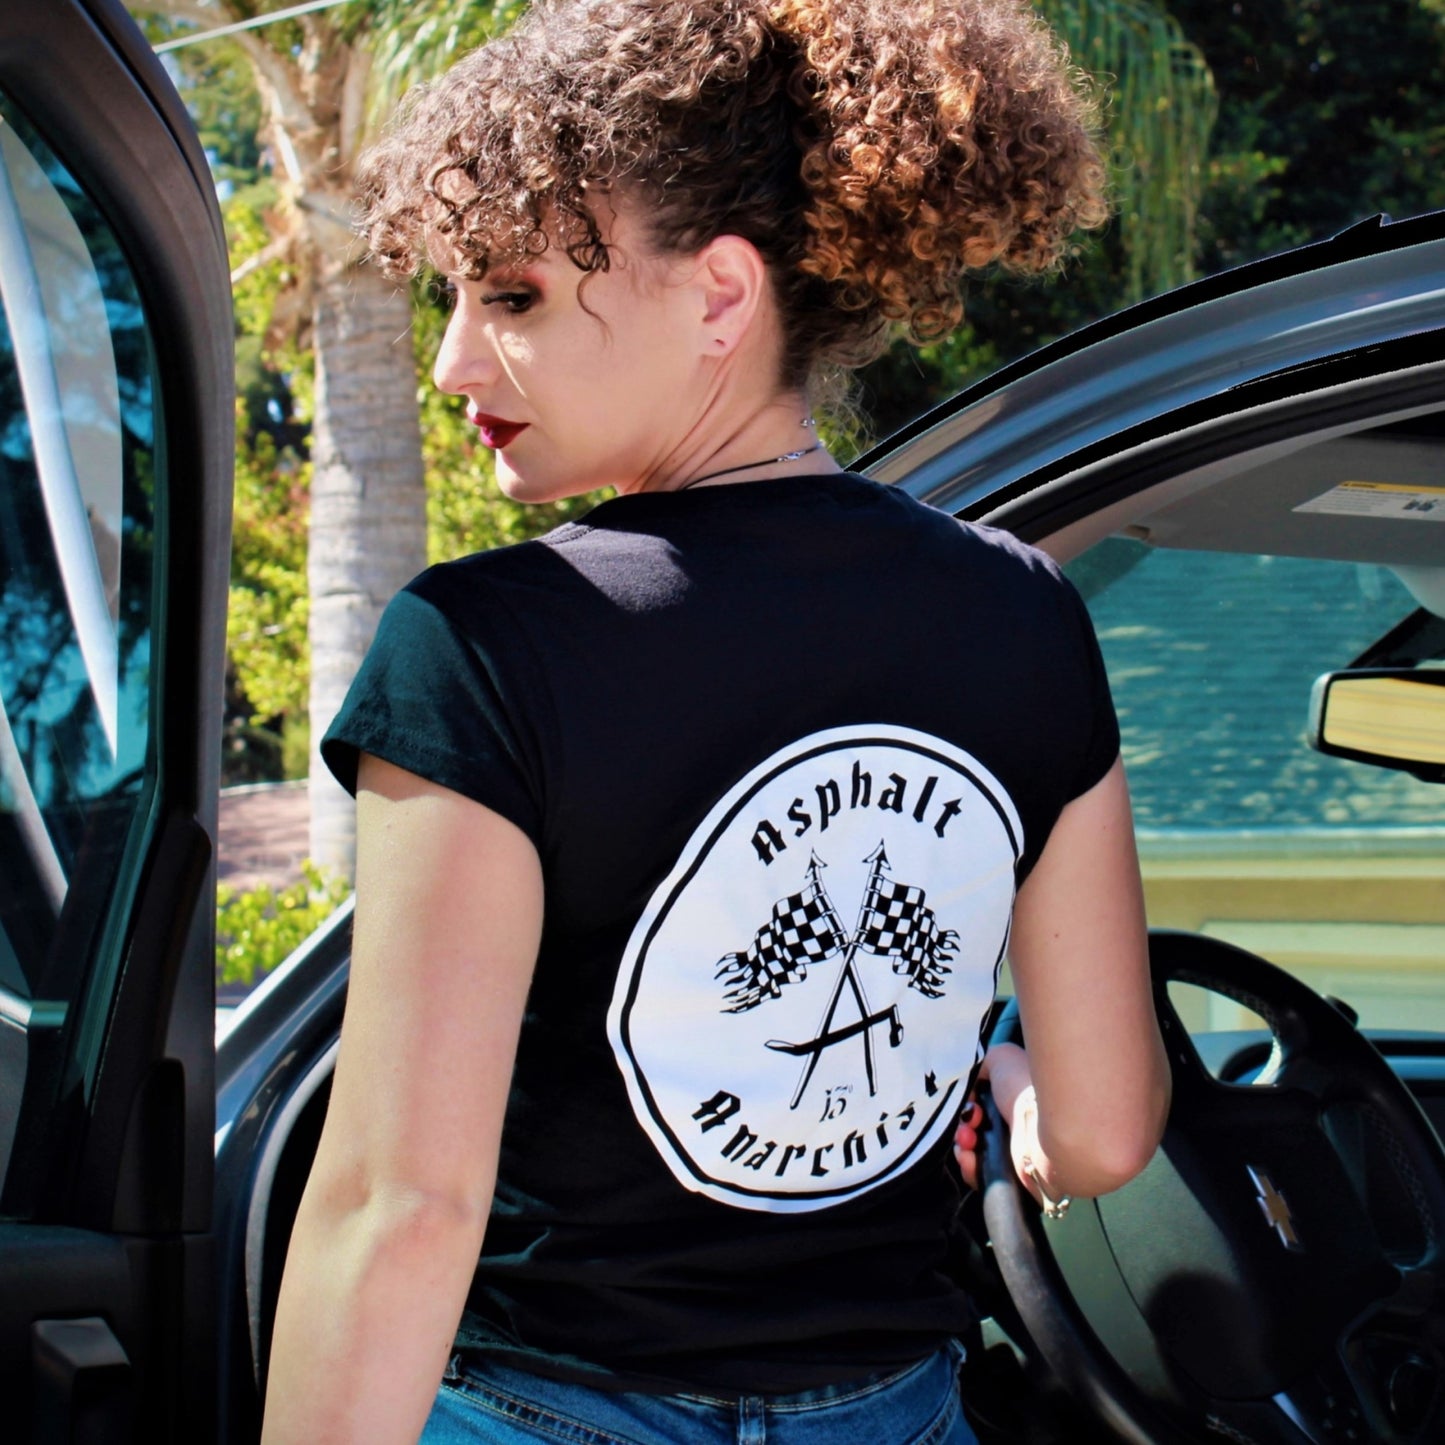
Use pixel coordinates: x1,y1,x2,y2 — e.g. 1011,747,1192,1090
675,441,824,490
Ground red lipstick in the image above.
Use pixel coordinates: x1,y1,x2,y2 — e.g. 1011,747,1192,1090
470,411,528,449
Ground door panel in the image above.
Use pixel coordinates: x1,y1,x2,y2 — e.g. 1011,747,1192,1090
0,1,233,1439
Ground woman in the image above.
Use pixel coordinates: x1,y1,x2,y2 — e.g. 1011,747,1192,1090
262,1,1170,1441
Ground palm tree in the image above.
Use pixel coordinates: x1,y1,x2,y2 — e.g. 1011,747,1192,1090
138,0,520,875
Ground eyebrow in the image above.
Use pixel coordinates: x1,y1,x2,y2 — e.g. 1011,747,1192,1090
488,265,543,284
480,255,550,287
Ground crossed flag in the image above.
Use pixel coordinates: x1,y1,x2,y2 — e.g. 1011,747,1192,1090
716,845,958,1014
855,869,956,998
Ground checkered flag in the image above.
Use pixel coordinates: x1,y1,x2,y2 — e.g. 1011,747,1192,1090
717,854,846,1012
855,846,956,999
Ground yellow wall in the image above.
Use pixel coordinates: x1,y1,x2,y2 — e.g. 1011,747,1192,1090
1138,835,1445,1033
995,835,1445,1033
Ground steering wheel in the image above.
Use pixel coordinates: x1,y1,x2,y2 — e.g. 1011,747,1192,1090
976,930,1445,1445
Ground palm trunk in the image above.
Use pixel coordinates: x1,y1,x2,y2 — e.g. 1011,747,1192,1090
307,262,427,876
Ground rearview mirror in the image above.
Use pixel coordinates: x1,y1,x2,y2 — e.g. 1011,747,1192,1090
1308,669,1445,783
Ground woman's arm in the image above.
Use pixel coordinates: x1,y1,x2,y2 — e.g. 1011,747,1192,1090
956,757,1169,1201
261,754,543,1445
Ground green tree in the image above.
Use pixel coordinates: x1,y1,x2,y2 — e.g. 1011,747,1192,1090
228,429,309,725
1040,0,1217,303
216,862,353,986
222,167,312,778
1167,0,1445,273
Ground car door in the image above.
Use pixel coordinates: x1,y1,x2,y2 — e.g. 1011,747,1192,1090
0,0,233,1439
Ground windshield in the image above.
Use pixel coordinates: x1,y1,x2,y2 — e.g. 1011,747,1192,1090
1067,541,1445,1036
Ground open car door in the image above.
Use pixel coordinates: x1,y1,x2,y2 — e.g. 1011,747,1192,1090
0,1,233,1438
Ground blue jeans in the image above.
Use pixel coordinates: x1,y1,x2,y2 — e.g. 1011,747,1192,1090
421,1342,978,1445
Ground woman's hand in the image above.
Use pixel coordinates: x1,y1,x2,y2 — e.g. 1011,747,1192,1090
952,1043,1055,1206
952,1094,986,1191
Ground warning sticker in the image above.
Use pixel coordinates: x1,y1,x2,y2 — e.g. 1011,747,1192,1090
1295,481,1445,521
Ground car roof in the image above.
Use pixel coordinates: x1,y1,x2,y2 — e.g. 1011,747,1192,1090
861,210,1445,610
864,214,1445,506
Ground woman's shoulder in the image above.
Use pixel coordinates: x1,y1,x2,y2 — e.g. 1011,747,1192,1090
953,514,1066,577
876,481,1070,581
400,529,580,608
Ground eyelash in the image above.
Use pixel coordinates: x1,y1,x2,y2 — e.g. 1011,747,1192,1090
481,290,535,315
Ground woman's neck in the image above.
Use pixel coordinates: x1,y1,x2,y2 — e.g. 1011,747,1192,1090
640,398,842,494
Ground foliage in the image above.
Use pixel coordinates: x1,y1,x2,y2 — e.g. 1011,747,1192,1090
215,861,352,986
365,0,528,137
227,177,310,398
228,427,309,722
131,11,263,186
1169,0,1445,271
849,326,1003,456
224,175,312,751
1039,0,1217,303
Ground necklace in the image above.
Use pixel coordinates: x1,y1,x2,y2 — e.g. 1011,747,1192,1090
675,442,824,491
675,419,825,491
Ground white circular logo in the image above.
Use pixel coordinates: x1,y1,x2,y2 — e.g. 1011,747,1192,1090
607,725,1023,1212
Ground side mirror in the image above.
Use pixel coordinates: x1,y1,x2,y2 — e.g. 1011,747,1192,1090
1308,669,1445,784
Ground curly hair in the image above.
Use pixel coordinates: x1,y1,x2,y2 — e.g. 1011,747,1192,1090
358,0,1107,393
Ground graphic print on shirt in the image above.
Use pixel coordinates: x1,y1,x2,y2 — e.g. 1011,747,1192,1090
607,725,1022,1212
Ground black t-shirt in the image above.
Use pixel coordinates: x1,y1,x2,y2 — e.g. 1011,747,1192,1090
322,472,1118,1395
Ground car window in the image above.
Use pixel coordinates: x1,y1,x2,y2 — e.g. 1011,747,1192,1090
0,97,158,1201
1068,540,1445,1036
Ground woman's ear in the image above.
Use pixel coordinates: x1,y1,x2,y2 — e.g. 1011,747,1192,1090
694,233,769,357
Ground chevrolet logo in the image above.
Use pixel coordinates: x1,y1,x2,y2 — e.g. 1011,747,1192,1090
1247,1165,1302,1251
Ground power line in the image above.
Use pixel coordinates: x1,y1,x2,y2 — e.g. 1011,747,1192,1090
154,0,360,53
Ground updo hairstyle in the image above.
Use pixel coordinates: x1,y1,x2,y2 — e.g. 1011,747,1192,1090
359,0,1108,395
